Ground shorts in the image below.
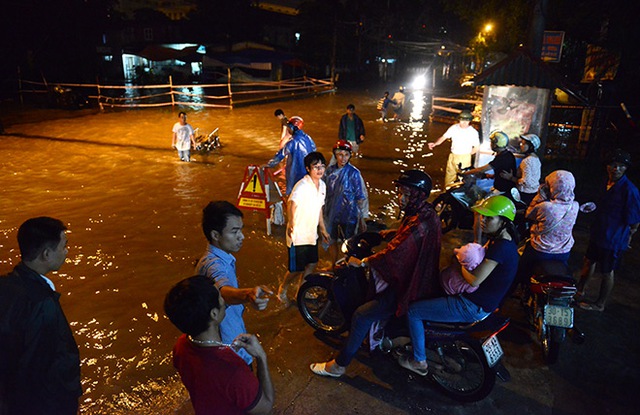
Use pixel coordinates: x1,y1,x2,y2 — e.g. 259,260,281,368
288,243,318,272
585,241,621,274
329,222,357,241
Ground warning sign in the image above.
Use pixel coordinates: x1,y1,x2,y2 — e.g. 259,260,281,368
236,165,285,235
245,171,264,195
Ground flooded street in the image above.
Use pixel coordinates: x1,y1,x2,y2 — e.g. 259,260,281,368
0,89,452,413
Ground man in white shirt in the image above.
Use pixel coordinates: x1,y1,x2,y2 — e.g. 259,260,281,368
277,152,330,306
171,111,197,162
428,110,480,186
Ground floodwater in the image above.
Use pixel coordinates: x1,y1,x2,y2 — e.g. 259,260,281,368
0,89,451,413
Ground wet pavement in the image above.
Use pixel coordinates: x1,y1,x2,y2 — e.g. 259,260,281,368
0,90,639,414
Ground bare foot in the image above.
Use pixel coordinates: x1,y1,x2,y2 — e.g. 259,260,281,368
578,301,604,312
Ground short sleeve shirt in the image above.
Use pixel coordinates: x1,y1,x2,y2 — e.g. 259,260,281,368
172,122,194,151
173,335,260,415
195,245,252,364
465,238,518,312
287,175,326,247
444,124,480,155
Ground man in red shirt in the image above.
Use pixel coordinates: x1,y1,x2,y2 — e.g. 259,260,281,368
164,275,274,415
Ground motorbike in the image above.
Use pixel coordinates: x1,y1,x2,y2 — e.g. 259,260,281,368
297,232,511,402
194,127,221,153
432,169,490,233
433,169,528,239
522,260,585,364
520,202,594,364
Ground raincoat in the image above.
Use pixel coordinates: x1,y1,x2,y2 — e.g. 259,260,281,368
590,174,640,251
323,163,369,236
267,129,316,195
367,199,442,317
526,170,579,254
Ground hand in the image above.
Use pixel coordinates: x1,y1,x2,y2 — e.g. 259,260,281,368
232,334,266,359
250,286,273,311
359,135,365,142
428,142,436,150
500,169,514,181
347,256,364,268
320,229,330,244
287,224,294,239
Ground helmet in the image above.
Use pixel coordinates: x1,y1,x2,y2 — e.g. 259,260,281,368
472,195,516,221
490,130,509,149
607,148,632,167
458,110,473,121
394,170,433,195
288,116,304,130
333,140,353,153
520,134,541,151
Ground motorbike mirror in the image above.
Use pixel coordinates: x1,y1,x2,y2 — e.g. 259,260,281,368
510,187,522,203
579,202,596,213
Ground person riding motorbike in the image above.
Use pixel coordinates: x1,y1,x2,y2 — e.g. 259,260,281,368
463,131,517,242
400,195,520,375
309,170,442,378
514,170,579,288
500,134,542,206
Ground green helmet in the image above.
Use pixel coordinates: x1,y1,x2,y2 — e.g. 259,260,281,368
490,130,509,149
472,195,515,221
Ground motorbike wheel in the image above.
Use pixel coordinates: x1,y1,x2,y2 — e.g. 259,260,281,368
297,280,347,334
433,195,456,234
537,315,561,364
428,340,495,402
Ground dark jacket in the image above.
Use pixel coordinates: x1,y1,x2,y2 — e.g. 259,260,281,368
0,263,82,415
338,113,366,144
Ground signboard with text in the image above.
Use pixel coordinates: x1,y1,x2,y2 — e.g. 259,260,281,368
541,31,564,63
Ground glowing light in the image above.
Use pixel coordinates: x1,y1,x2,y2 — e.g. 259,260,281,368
412,75,427,90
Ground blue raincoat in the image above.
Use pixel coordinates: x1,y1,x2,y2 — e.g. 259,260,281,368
323,162,369,236
267,129,316,195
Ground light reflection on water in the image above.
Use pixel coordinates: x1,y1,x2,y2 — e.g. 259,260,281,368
0,89,450,413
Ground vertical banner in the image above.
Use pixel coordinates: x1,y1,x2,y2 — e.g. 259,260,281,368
541,31,564,63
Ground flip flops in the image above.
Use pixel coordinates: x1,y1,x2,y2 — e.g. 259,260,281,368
398,355,428,376
310,362,343,378
578,302,604,312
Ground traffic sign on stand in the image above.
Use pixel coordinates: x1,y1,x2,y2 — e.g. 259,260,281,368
237,165,285,235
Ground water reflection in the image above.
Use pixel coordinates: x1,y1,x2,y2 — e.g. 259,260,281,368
0,89,451,413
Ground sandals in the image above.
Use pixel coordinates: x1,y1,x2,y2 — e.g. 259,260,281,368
310,362,343,378
398,355,428,376
578,301,604,312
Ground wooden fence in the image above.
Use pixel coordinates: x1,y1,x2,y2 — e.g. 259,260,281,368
17,74,335,110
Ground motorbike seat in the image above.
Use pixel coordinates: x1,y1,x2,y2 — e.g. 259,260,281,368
423,312,509,333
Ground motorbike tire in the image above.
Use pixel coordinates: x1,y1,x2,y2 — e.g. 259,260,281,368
297,279,348,334
433,194,456,234
428,339,496,402
538,316,562,364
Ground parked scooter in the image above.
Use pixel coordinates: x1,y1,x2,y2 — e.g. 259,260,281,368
520,202,594,364
297,232,511,402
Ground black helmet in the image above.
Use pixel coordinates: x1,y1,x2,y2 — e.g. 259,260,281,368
458,110,473,121
394,170,433,194
607,148,632,167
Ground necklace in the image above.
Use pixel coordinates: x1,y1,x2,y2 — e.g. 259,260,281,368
187,335,231,347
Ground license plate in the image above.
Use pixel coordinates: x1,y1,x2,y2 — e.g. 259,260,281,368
482,335,503,367
544,305,574,328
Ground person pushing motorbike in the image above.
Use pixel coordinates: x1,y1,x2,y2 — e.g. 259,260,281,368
309,170,442,377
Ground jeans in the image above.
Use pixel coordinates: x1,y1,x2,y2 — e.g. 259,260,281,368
407,295,489,362
178,149,191,161
335,288,396,367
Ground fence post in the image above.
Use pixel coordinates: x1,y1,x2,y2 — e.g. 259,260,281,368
227,67,233,108
96,76,104,111
169,75,175,107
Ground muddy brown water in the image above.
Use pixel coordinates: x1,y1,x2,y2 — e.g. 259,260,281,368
0,90,456,413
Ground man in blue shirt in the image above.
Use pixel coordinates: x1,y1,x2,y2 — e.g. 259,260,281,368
577,149,640,311
265,116,316,195
195,201,273,363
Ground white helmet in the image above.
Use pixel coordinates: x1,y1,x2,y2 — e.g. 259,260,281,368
520,134,541,151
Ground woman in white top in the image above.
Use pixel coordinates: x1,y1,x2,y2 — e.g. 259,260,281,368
500,133,542,205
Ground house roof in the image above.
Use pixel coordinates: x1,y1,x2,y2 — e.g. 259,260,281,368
474,47,565,89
